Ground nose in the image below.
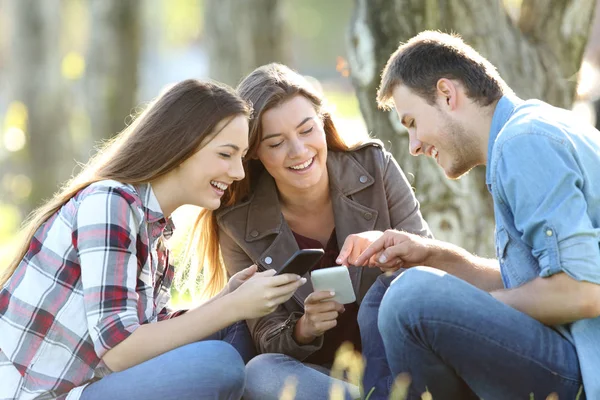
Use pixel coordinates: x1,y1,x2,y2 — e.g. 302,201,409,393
287,137,307,159
229,156,245,181
408,133,423,156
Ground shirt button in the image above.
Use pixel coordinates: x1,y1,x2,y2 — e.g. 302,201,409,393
363,212,373,220
264,256,273,265
250,230,259,238
359,175,368,183
546,229,553,237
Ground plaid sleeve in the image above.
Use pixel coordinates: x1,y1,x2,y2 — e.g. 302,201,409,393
74,186,143,359
157,306,187,321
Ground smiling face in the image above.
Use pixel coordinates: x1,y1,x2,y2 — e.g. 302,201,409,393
175,114,249,210
392,84,481,179
256,95,328,192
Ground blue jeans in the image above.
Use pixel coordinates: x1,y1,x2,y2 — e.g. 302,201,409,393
244,354,360,400
81,321,255,399
378,267,584,400
357,272,396,399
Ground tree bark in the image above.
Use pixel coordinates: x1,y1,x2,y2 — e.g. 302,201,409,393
347,0,595,256
6,0,70,211
84,0,140,144
204,0,290,87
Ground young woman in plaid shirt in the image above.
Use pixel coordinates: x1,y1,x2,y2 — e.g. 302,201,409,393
0,80,306,399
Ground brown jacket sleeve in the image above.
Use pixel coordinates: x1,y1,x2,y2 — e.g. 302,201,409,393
382,150,433,238
218,227,324,360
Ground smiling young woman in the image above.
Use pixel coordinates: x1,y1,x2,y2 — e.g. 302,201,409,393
0,79,307,400
195,63,432,400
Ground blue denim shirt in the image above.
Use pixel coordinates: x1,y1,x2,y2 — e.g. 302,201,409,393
487,95,600,396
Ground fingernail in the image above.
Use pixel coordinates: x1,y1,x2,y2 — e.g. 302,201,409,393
379,254,387,263
294,274,301,280
336,258,341,264
300,278,307,284
330,291,335,296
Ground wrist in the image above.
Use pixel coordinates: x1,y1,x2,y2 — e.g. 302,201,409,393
293,315,317,345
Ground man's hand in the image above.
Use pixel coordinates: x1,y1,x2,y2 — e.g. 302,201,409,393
355,230,434,270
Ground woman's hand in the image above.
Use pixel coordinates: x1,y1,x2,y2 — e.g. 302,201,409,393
294,291,345,344
228,269,306,320
336,231,384,267
225,264,258,294
337,230,403,272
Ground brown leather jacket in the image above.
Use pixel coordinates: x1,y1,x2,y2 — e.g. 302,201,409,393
216,142,432,360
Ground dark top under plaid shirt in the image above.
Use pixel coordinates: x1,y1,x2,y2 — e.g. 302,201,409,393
0,180,183,400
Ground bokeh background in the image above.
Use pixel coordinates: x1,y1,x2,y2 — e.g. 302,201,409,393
1,0,599,299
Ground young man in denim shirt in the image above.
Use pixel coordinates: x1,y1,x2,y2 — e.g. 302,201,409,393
346,31,600,399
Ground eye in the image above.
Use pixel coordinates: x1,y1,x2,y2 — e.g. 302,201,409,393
300,127,313,135
408,119,415,128
219,153,232,159
269,141,284,148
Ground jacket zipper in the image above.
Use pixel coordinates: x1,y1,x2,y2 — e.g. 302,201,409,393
265,314,296,342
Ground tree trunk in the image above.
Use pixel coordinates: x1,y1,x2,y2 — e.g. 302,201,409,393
204,0,290,87
347,0,595,256
84,0,140,144
6,0,71,211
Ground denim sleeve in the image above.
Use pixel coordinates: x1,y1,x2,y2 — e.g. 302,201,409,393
495,133,600,284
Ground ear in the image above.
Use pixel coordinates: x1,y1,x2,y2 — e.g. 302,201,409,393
436,78,459,110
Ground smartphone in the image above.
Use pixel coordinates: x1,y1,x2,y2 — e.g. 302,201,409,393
275,249,325,276
311,266,356,304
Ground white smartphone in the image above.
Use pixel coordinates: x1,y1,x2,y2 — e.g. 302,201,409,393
310,266,356,304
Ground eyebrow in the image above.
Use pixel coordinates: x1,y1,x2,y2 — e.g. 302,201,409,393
219,144,249,152
261,116,313,142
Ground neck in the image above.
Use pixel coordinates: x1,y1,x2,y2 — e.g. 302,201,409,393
150,175,180,218
466,99,499,165
278,171,330,214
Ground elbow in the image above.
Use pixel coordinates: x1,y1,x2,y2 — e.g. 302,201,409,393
578,284,600,320
101,351,128,373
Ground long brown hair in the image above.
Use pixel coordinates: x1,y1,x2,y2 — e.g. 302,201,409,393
1,79,251,287
194,63,370,296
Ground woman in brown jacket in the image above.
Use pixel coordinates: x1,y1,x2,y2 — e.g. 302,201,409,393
194,63,431,400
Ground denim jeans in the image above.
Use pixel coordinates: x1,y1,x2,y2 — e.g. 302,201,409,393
244,353,360,400
357,272,396,399
378,267,584,400
80,321,255,399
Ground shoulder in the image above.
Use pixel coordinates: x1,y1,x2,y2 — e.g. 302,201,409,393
341,139,390,169
77,180,141,205
497,100,577,149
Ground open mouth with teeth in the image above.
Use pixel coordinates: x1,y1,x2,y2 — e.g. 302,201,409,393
288,157,314,171
210,180,228,194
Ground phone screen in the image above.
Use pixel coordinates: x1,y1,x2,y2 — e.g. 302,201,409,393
275,249,325,276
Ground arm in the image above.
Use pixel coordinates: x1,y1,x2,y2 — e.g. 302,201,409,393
219,227,324,359
492,273,600,325
354,230,504,291
78,187,302,372
489,134,600,324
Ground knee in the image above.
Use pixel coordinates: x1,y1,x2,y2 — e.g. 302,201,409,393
191,341,245,397
378,267,457,334
244,354,291,399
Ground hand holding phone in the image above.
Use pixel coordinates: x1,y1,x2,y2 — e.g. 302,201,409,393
310,266,356,304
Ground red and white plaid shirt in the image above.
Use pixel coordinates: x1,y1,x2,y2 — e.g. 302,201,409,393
0,181,183,399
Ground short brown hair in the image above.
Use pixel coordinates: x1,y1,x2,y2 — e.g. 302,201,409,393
377,31,509,109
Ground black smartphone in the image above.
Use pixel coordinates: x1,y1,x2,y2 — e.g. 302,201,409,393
275,249,325,276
